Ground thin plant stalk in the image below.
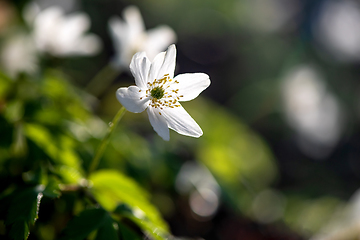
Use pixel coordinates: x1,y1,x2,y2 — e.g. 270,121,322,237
87,106,127,177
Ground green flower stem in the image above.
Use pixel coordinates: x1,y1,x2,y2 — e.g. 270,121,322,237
85,63,120,97
87,106,127,177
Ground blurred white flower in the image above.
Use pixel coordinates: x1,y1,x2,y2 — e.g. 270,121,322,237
116,44,210,141
314,0,360,62
281,65,343,158
0,32,38,78
29,6,101,56
109,5,176,69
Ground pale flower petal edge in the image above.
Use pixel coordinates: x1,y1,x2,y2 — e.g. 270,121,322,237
147,108,170,141
162,106,203,138
129,52,150,89
174,73,211,102
116,86,149,113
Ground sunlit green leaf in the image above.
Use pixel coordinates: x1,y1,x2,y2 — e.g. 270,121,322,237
24,123,82,168
89,170,170,239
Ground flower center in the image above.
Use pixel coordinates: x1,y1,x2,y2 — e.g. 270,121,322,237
150,87,165,99
139,74,184,115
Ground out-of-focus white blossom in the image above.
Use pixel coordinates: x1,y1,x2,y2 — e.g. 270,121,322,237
314,0,360,62
29,6,101,56
281,65,343,159
0,32,38,78
109,6,176,69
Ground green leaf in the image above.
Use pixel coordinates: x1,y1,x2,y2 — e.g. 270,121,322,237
59,208,107,240
8,220,29,240
89,170,170,240
24,123,82,169
94,213,118,240
117,222,142,240
188,98,278,212
6,186,43,240
43,176,61,198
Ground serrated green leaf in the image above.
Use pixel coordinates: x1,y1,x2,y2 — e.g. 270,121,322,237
94,213,118,240
89,170,170,240
59,207,107,240
6,186,43,240
9,220,29,240
6,187,43,225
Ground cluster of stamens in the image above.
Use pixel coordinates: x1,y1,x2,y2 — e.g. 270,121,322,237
139,74,184,115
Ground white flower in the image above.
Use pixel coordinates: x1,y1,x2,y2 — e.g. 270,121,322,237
109,5,176,69
116,44,210,141
314,0,360,62
281,65,343,158
30,6,101,56
0,32,38,78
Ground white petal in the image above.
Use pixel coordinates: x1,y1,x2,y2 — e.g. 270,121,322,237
129,52,150,89
69,34,101,55
123,6,145,42
148,51,166,83
149,44,176,81
116,86,149,113
147,107,170,141
62,13,90,39
162,105,203,138
33,7,62,52
108,17,131,68
145,26,177,60
173,73,211,101
159,44,177,79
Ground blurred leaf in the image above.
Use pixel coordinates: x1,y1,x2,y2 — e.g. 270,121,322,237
24,123,85,184
6,186,43,240
57,165,83,184
0,73,11,98
94,213,118,240
60,207,106,240
41,74,91,122
8,220,29,240
4,100,23,123
24,123,82,169
185,98,278,213
284,195,342,234
117,222,142,240
43,176,61,198
89,170,170,239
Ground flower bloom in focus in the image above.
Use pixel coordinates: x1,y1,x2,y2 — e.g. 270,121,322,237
116,44,210,141
29,6,101,56
109,5,176,69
